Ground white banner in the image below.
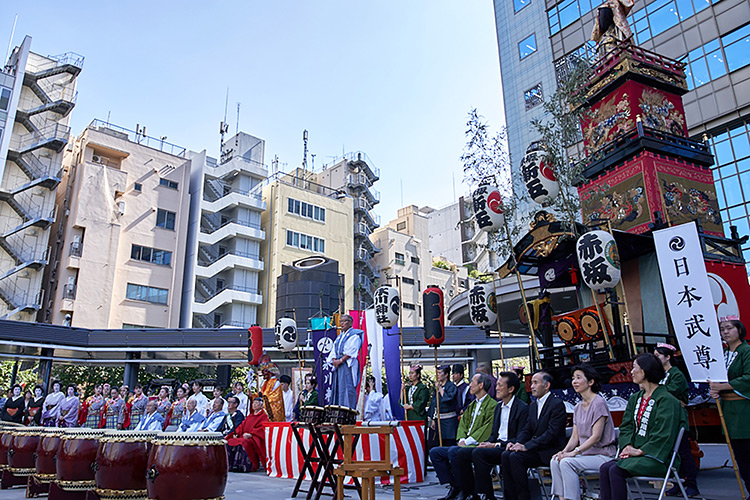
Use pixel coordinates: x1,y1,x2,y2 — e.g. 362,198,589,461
654,223,728,382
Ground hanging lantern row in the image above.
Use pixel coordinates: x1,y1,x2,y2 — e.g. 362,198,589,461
422,285,445,345
575,230,621,292
468,282,498,328
374,285,400,328
274,317,297,352
520,142,559,206
472,183,505,233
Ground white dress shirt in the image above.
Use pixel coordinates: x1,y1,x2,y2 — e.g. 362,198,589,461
497,396,516,443
282,388,294,422
536,391,551,418
463,394,487,446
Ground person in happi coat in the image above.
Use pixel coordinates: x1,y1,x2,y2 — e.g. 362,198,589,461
363,375,387,421
655,342,700,496
327,314,363,410
123,384,148,430
512,367,531,404
295,375,319,419
402,364,430,421
78,384,104,428
57,385,80,427
1,384,25,423
200,397,231,432
600,353,686,500
226,397,270,472
431,373,498,500
550,364,617,500
427,365,459,450
41,380,64,426
188,380,209,417
135,400,165,431
178,398,205,432
167,386,188,430
711,317,750,494
260,362,284,422
102,388,124,429
26,385,44,426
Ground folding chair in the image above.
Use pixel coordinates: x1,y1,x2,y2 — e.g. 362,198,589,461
626,427,689,500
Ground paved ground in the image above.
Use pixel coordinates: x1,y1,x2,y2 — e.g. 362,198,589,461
0,444,743,499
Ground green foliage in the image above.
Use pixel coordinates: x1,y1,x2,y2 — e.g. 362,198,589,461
432,259,451,270
0,361,41,390
468,269,492,283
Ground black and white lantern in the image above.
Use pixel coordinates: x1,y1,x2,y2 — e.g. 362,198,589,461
472,184,505,233
520,142,559,205
374,285,400,328
275,317,297,352
468,283,498,327
576,230,621,292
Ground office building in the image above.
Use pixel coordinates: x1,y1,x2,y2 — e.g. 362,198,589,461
492,0,750,265
42,121,191,328
0,36,81,321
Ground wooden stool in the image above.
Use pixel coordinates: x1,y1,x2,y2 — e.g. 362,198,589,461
333,425,404,500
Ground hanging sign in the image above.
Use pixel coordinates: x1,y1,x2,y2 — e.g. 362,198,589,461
374,285,400,328
423,286,445,345
472,184,505,233
520,142,559,205
576,230,621,292
468,283,497,327
248,325,264,365
654,222,728,382
274,317,297,353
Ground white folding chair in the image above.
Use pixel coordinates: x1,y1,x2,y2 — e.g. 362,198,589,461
626,427,689,500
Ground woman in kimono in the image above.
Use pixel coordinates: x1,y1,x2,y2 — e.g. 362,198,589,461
402,364,430,421
1,384,25,423
123,384,147,430
427,365,459,449
710,317,750,493
362,375,386,421
58,385,80,428
655,342,699,496
167,386,187,430
599,353,686,500
102,388,124,429
41,381,65,427
155,386,172,426
79,384,105,428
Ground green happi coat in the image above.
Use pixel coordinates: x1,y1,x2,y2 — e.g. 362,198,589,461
405,382,430,421
456,395,498,444
661,366,690,404
722,342,750,439
617,385,687,477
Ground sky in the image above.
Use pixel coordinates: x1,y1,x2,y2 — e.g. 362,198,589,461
2,1,506,222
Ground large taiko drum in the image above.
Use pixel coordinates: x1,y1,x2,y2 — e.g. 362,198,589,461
95,430,160,500
35,428,65,483
299,406,325,425
8,426,44,477
56,428,106,492
324,405,358,425
0,426,15,472
146,432,227,500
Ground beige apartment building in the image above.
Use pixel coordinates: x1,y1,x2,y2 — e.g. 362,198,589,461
258,170,354,327
370,205,468,327
41,121,192,328
0,37,81,321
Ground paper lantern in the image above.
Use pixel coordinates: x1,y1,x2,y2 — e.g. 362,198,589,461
520,143,559,205
423,286,445,345
576,230,621,292
374,285,400,328
274,317,297,352
248,325,264,366
468,283,498,327
472,184,505,233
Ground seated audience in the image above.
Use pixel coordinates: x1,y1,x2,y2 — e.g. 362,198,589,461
199,397,230,432
178,398,206,432
135,400,165,431
226,397,270,472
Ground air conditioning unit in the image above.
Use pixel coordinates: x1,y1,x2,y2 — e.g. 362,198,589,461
92,154,108,165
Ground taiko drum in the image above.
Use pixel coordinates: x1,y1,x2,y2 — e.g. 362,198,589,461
35,428,65,482
56,428,106,491
94,430,160,500
8,427,44,476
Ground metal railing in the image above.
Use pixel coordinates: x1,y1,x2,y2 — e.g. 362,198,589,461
36,78,77,105
199,216,262,234
324,151,380,179
194,283,260,303
9,123,70,153
69,241,82,257
62,283,76,299
25,52,85,75
89,119,186,157
197,249,262,266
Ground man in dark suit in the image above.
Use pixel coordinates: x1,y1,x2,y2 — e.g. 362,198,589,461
452,364,471,415
225,396,245,435
466,371,530,500
500,371,566,500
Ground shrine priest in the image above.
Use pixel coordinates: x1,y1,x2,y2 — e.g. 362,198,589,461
226,397,270,472
327,314,363,409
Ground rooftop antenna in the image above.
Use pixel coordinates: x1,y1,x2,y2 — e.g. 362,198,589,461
272,155,279,174
5,14,17,67
236,102,241,135
311,153,316,171
219,87,229,153
302,129,309,173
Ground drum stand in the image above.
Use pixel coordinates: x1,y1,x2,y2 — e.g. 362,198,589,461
26,475,52,497
0,469,26,489
47,481,88,500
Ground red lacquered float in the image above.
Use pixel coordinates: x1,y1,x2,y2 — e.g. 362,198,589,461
55,428,105,494
146,432,227,500
95,430,160,500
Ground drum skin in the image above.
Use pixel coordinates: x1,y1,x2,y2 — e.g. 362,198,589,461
36,432,62,476
95,434,155,493
57,435,100,483
9,428,42,473
146,433,227,500
0,430,12,469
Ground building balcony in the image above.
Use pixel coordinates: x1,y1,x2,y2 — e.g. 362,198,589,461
201,189,265,214
354,222,371,238
206,155,268,181
195,250,264,278
24,52,84,80
62,283,76,300
353,197,372,213
9,122,70,155
346,152,380,181
198,218,265,245
192,285,262,315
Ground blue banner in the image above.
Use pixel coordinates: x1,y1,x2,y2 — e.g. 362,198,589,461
383,326,405,420
312,327,337,406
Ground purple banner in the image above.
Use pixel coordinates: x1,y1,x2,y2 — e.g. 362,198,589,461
313,327,338,406
383,326,405,420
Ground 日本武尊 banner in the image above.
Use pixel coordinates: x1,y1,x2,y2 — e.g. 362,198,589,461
654,222,728,382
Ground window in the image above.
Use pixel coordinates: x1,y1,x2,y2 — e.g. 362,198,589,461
126,283,168,304
133,183,142,192
0,88,10,111
402,277,415,285
554,42,596,85
723,24,750,73
411,256,420,264
122,323,158,329
514,0,530,12
156,209,176,230
159,178,179,189
396,221,406,231
548,0,595,35
403,303,416,310
288,197,326,222
519,34,537,60
286,230,325,252
524,83,544,110
395,253,405,265
631,0,710,45
685,39,726,90
131,244,172,266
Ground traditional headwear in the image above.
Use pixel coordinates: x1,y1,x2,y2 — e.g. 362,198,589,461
656,342,677,351
719,315,740,322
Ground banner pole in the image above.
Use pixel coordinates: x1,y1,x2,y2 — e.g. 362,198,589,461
717,399,747,500
434,346,442,447
398,276,405,408
606,220,637,357
590,289,616,361
293,308,303,371
491,274,507,370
